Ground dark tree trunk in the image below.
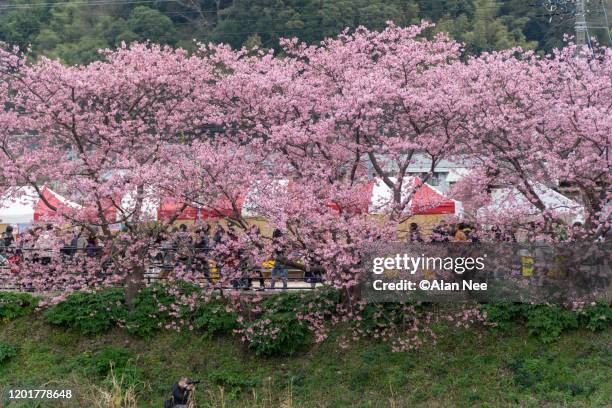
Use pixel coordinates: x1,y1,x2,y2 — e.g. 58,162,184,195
125,265,145,310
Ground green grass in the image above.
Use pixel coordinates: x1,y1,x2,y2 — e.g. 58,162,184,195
0,313,610,407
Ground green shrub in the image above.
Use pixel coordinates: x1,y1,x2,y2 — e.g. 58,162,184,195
257,291,307,314
80,346,133,377
43,284,187,337
482,302,611,342
243,311,311,357
240,289,341,357
0,292,39,321
40,283,343,347
259,287,340,316
172,280,201,296
42,283,237,339
524,304,578,343
576,301,612,332
43,288,127,335
125,282,228,339
188,298,238,338
354,302,417,335
480,302,524,331
0,341,18,365
124,286,176,338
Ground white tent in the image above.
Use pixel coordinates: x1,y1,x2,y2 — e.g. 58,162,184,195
368,177,462,216
0,187,39,224
120,189,159,221
0,186,80,225
240,178,463,217
478,182,584,223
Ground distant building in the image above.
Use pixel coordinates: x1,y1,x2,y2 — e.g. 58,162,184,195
367,153,472,193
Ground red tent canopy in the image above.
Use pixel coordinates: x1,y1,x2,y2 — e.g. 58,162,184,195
326,181,376,214
158,198,199,221
80,177,457,224
200,195,245,219
410,182,456,215
33,187,73,221
158,196,244,221
366,177,457,215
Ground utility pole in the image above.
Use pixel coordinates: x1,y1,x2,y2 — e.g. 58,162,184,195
575,0,588,45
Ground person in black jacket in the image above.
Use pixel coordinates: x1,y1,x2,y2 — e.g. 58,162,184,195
430,220,450,242
270,229,288,289
194,225,211,284
408,222,423,243
2,226,15,248
170,377,192,407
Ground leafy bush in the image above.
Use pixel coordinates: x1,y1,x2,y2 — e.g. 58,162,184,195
240,289,341,357
256,287,341,318
576,301,612,332
352,302,419,337
242,312,311,357
43,283,197,337
126,282,232,339
80,346,133,377
483,302,611,342
524,305,578,343
42,283,239,338
0,292,39,321
0,341,18,365
188,298,238,339
43,289,127,335
480,302,524,331
124,286,176,339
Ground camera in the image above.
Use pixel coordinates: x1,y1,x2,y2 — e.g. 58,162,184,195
187,380,201,385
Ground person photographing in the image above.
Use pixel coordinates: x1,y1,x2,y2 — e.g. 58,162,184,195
167,376,199,408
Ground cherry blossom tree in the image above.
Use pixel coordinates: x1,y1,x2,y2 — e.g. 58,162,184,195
184,23,470,290
448,44,611,239
0,23,609,304
0,43,222,303
207,22,467,221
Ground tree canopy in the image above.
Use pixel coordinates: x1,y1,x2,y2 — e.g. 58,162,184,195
1,0,604,65
1,24,609,299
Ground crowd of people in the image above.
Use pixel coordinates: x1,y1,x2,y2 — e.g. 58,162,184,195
407,218,602,245
151,223,295,290
0,217,604,290
0,221,310,291
407,220,483,243
0,224,102,265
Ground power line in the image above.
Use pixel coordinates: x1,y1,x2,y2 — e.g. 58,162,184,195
600,0,612,44
575,0,588,45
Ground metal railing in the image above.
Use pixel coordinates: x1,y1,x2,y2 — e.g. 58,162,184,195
0,245,325,293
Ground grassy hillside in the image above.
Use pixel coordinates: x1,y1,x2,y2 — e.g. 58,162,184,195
1,314,610,407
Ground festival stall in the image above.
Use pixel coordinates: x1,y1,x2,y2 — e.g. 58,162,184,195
157,196,245,223
367,177,461,216
240,177,462,236
0,186,81,233
366,177,463,235
477,182,584,224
